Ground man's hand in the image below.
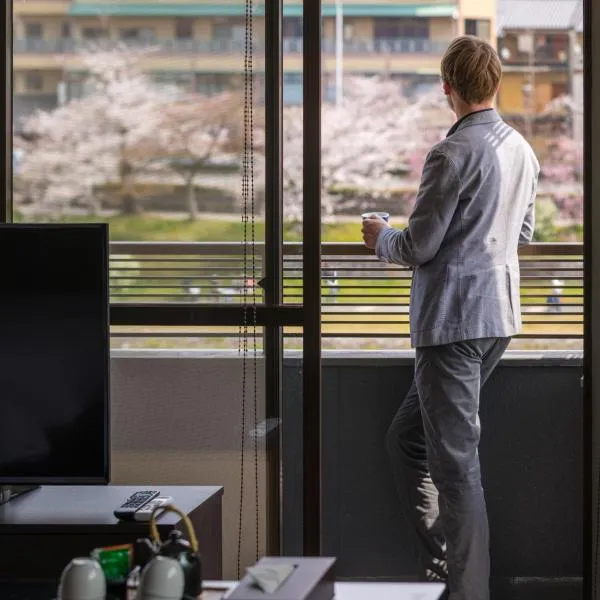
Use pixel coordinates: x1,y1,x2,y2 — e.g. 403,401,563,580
361,215,391,249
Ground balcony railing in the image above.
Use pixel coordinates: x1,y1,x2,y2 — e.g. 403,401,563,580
110,241,583,342
300,37,449,54
498,41,571,67
13,37,450,56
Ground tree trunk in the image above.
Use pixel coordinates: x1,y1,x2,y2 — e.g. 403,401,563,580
87,192,100,217
187,177,198,221
122,194,140,215
119,154,140,215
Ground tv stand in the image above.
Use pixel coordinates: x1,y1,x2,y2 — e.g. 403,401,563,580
0,485,223,581
0,485,40,505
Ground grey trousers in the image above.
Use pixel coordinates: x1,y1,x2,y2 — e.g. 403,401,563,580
386,337,510,600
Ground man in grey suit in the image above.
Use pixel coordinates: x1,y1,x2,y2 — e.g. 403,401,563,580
362,36,539,600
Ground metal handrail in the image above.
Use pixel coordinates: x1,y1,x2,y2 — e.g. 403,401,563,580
109,242,583,342
110,241,582,257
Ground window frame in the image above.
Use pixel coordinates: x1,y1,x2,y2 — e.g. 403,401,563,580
24,71,43,92
175,17,194,40
24,21,43,39
81,27,109,40
465,18,491,40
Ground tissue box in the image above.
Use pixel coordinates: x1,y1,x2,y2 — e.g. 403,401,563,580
227,557,336,600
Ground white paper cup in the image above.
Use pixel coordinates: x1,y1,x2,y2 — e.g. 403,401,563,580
361,211,390,222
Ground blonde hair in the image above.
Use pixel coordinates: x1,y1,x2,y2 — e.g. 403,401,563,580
441,36,502,104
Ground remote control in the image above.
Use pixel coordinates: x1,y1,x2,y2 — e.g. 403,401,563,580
133,496,174,522
114,490,160,521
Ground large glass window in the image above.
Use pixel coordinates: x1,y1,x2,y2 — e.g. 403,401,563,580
13,4,268,347
314,3,584,592
24,22,43,39
7,0,588,589
11,0,276,578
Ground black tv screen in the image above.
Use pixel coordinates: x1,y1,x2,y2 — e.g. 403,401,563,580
0,224,109,483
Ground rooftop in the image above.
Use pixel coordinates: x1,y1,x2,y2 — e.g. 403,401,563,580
498,0,583,33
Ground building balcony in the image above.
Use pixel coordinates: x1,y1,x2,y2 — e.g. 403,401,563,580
13,36,451,57
305,37,449,55
109,343,582,598
498,38,573,70
13,36,448,75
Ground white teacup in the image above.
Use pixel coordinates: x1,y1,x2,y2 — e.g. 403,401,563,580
138,556,185,600
57,558,106,600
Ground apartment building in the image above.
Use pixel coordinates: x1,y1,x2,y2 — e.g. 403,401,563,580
13,0,496,124
497,0,583,135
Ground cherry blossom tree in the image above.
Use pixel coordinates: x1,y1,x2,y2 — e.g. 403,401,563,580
17,61,451,223
17,48,261,220
282,77,451,222
538,95,583,222
69,49,171,214
16,99,101,215
153,93,247,221
17,48,171,215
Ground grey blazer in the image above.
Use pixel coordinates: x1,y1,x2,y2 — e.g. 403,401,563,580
376,109,540,347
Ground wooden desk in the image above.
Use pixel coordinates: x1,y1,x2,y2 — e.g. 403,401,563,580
0,485,223,581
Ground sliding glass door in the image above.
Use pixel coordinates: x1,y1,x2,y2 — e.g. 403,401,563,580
5,0,323,573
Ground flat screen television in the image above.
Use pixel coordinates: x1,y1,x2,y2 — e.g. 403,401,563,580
0,224,110,486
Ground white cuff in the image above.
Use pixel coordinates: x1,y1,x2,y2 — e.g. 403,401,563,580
375,228,395,263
